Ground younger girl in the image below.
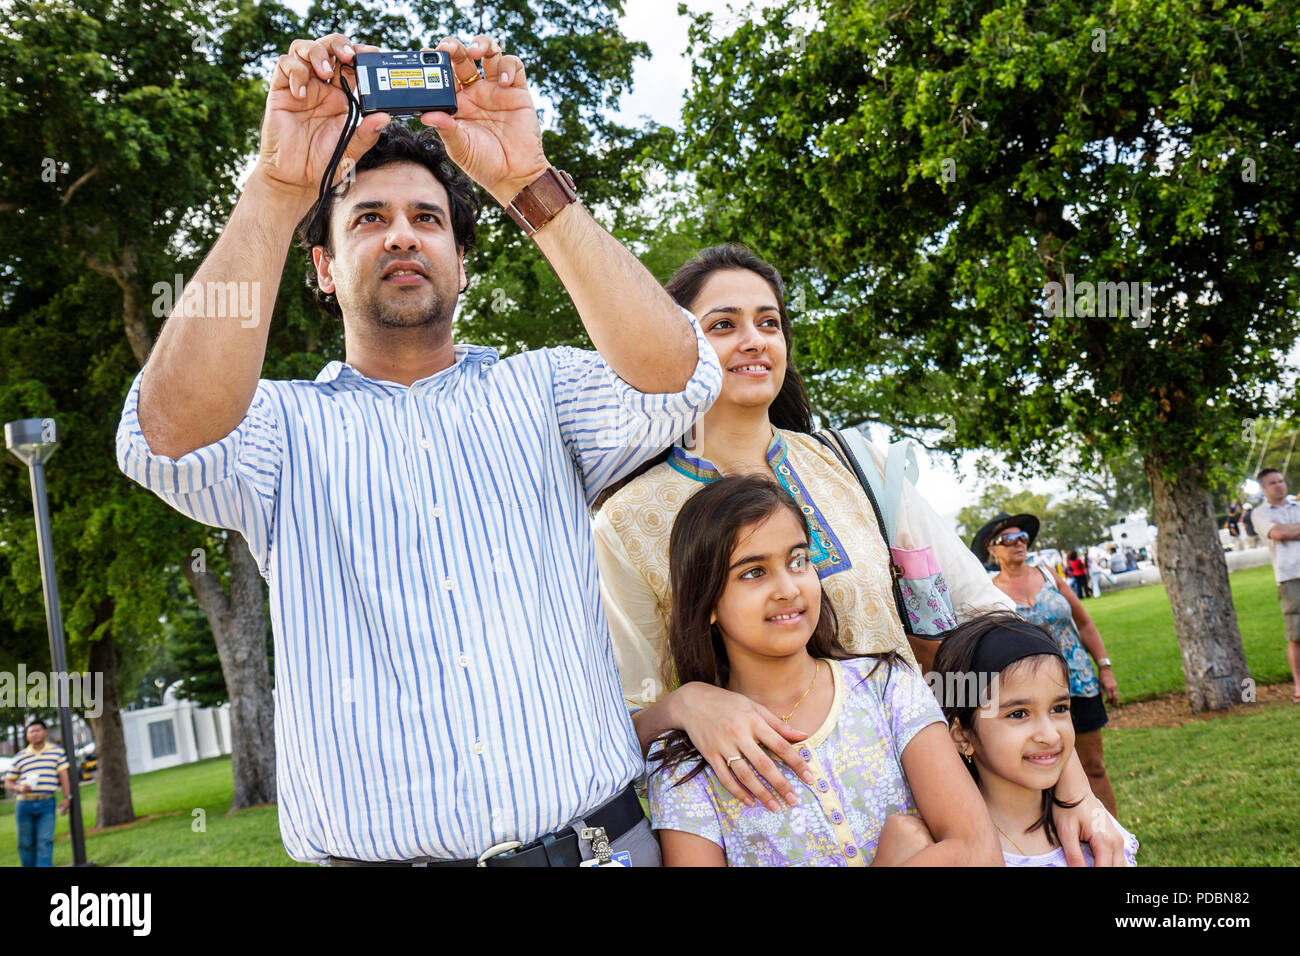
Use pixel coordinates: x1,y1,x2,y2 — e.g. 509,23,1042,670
933,612,1139,866
646,475,1000,866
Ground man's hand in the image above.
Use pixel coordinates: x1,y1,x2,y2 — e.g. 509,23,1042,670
421,35,548,206
672,682,816,812
59,797,70,816
258,33,394,215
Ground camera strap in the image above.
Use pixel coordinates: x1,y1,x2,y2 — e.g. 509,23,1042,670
312,71,362,224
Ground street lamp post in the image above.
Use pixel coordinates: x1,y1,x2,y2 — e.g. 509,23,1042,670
5,417,88,866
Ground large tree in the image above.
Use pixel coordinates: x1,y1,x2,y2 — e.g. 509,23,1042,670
676,0,1300,711
0,0,301,815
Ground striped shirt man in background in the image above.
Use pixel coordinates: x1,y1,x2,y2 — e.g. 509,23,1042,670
1250,468,1300,702
6,720,71,867
116,32,721,866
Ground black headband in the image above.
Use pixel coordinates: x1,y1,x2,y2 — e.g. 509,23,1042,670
970,624,1064,678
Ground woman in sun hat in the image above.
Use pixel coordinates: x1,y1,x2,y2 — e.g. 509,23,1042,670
974,512,1121,816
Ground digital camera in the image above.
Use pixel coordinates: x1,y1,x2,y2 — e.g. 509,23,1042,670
352,50,458,116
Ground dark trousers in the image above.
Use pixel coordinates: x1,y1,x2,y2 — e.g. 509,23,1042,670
16,796,56,867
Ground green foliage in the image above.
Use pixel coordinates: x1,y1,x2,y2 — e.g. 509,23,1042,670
0,0,659,698
957,471,1119,550
675,0,1300,486
1044,493,1112,550
0,0,298,677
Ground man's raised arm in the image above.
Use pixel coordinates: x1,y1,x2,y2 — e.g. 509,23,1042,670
138,35,392,459
423,36,699,394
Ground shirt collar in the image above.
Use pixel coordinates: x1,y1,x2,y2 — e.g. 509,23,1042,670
315,344,499,387
668,428,785,483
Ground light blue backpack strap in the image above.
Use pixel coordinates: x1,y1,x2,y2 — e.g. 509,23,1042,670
840,429,918,544
838,428,889,542
880,439,919,544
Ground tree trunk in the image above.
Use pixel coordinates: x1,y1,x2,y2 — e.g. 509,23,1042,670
185,532,276,808
87,634,135,827
1144,453,1252,711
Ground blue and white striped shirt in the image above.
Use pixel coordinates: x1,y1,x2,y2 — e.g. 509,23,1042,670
116,312,721,863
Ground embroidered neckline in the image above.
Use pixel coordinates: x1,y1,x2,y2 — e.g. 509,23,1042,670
667,431,782,482
667,431,850,578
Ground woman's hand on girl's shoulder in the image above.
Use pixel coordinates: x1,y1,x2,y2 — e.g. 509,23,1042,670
1055,797,1125,866
672,681,816,813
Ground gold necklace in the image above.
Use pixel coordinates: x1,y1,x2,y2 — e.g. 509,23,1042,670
991,819,1026,856
779,659,822,723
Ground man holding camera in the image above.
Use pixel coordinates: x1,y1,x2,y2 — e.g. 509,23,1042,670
116,32,721,866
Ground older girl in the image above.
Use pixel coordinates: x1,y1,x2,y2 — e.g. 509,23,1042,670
647,476,999,866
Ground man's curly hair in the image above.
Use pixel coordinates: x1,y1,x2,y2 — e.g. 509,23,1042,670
295,123,482,321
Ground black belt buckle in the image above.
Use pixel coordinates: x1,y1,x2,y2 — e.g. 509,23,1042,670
329,784,645,867
476,831,581,867
476,784,642,868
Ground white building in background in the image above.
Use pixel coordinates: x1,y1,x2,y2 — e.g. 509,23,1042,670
120,683,231,775
1109,516,1153,551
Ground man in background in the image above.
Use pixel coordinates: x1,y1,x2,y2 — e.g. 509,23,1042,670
1250,469,1300,703
5,720,72,867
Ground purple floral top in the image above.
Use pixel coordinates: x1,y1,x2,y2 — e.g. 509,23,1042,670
647,657,944,866
1002,812,1139,866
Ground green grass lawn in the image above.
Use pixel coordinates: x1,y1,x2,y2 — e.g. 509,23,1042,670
3,702,1294,866
0,567,1292,866
1106,702,1300,865
1086,563,1292,702
0,757,307,867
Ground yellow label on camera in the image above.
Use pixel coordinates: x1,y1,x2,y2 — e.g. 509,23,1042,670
387,68,424,89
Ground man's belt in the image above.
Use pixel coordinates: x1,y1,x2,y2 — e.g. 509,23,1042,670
15,792,59,802
328,783,644,868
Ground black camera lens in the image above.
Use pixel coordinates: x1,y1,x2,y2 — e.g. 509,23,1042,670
422,51,439,64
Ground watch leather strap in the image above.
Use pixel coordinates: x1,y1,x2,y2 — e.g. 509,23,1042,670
505,167,578,236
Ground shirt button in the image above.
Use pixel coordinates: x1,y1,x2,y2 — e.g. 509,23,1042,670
431,506,444,519
831,810,844,824
844,844,858,858
472,741,485,755
457,655,469,668
442,578,455,591
419,437,431,450
799,748,812,761
816,779,829,792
